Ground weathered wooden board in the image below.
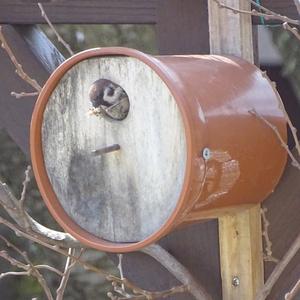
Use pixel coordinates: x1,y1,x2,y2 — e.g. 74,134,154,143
0,0,297,25
42,56,187,242
0,1,157,24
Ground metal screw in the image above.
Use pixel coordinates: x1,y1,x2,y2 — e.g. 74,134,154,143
202,147,211,160
232,276,240,287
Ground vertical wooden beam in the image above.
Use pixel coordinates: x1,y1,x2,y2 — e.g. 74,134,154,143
208,1,264,299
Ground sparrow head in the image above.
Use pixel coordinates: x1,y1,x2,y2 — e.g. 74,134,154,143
88,79,117,108
88,79,130,120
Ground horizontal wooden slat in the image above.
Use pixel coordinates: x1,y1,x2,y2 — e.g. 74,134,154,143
0,0,297,25
0,1,157,24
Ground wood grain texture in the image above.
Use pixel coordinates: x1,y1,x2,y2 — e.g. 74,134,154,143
42,56,187,242
0,1,157,24
208,0,254,62
0,0,297,25
219,206,264,300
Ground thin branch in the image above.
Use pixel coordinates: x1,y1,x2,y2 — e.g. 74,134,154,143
0,235,54,300
107,277,188,300
0,271,29,279
0,181,79,247
293,0,300,16
285,278,300,300
261,207,279,263
0,26,41,92
34,265,63,277
142,244,212,300
11,91,39,99
283,22,300,42
249,109,300,170
266,79,300,158
19,165,31,211
256,233,300,300
0,217,188,300
56,248,76,300
117,253,125,291
212,0,300,26
38,3,74,56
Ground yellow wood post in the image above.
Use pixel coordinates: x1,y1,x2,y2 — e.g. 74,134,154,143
208,0,264,299
219,205,263,299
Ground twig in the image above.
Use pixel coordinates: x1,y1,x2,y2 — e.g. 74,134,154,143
261,207,279,263
0,181,79,247
285,278,300,300
249,109,300,170
0,235,54,300
256,233,300,300
0,271,29,279
293,0,300,15
107,279,187,300
11,91,39,99
267,79,300,158
283,22,300,42
142,244,212,300
117,254,125,291
212,0,300,26
35,265,63,276
0,218,192,300
285,279,300,300
38,3,74,56
0,26,41,92
0,176,209,299
19,165,31,210
56,248,76,300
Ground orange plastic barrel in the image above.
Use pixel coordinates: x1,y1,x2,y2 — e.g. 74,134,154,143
31,48,287,252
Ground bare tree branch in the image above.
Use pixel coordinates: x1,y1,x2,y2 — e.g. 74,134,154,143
285,278,300,300
10,91,39,99
283,22,300,42
0,181,79,247
249,109,300,170
293,0,300,15
19,165,31,214
256,233,300,300
0,26,42,92
35,265,63,276
212,0,300,26
142,244,212,300
261,207,279,263
38,3,74,56
0,235,54,300
56,248,76,300
107,279,187,300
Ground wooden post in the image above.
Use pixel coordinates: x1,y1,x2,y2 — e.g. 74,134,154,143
208,1,264,299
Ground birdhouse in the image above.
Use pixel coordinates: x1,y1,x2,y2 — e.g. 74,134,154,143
30,47,287,252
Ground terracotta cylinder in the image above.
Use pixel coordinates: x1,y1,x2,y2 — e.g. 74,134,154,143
31,47,287,252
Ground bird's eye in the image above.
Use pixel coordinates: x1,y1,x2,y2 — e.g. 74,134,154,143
107,87,114,96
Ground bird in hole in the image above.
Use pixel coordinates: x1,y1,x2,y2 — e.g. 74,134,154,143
88,79,129,120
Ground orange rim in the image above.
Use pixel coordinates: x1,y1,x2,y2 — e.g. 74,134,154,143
30,47,194,252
